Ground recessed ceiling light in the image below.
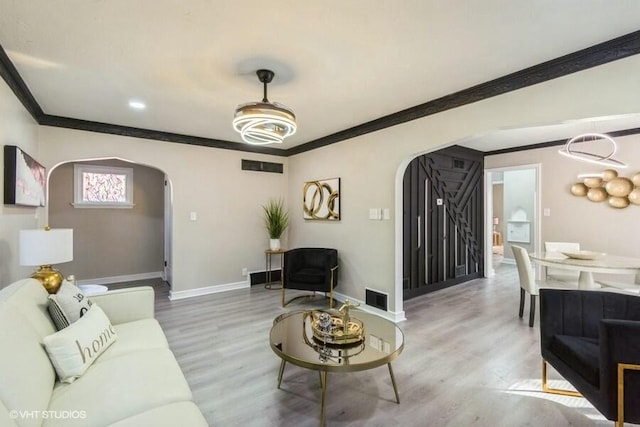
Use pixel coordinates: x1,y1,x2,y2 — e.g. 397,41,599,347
128,100,146,110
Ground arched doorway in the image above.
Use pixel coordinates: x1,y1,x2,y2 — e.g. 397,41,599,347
46,157,172,287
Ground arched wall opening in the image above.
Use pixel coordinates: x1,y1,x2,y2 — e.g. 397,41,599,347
46,157,173,286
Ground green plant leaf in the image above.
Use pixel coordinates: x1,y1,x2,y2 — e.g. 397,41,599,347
262,198,289,238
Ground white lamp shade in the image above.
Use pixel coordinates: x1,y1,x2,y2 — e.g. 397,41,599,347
19,229,73,266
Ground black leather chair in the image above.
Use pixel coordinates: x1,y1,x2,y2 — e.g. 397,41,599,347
540,289,640,426
282,248,338,308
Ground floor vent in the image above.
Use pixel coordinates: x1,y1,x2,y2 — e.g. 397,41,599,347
365,288,388,311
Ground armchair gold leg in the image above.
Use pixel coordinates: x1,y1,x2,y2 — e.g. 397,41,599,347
542,359,582,397
617,363,640,427
281,287,285,307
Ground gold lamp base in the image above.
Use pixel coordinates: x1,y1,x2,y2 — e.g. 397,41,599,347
31,265,64,294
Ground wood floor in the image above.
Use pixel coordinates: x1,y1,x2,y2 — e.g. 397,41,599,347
112,265,635,427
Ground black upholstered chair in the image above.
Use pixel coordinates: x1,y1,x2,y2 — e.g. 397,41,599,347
282,248,338,308
540,289,640,426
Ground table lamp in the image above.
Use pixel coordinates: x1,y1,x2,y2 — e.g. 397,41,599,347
19,227,73,294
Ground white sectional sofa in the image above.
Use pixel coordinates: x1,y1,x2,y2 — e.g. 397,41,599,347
0,279,207,427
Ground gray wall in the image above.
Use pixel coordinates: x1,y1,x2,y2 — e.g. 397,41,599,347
48,159,164,281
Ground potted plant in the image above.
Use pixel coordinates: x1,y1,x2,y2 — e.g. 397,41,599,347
262,198,289,250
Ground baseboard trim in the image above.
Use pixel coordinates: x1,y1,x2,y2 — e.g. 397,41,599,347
169,280,250,300
333,291,406,323
76,271,163,286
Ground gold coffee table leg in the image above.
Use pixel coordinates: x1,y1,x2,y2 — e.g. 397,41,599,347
388,363,400,403
320,371,328,426
277,360,286,389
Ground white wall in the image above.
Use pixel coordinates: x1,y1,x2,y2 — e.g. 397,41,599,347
38,126,289,294
486,134,640,263
3,52,640,309
502,168,537,260
0,80,42,286
289,54,640,319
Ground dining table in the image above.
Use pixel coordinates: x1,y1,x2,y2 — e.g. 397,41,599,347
529,251,640,289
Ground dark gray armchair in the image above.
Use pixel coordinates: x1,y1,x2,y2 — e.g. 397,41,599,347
281,248,338,308
540,289,640,426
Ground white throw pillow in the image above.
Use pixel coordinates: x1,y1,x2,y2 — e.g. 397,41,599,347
43,305,117,383
48,280,92,330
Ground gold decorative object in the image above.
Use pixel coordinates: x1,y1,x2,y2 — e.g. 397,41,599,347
570,183,588,197
608,197,630,209
587,187,607,202
605,177,634,197
602,169,618,181
583,177,603,188
19,227,74,294
628,188,640,205
303,178,340,221
305,301,364,346
573,171,639,209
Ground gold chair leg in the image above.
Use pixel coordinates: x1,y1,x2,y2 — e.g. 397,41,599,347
541,359,582,397
281,287,285,307
617,363,640,427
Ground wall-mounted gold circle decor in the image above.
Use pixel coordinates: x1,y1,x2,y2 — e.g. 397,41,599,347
629,188,640,205
587,187,608,202
583,177,603,188
570,182,588,197
604,177,634,197
572,170,639,209
608,196,630,209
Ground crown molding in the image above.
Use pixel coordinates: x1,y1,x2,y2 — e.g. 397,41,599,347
289,30,640,155
1,30,640,157
485,127,640,156
0,43,44,120
39,115,287,156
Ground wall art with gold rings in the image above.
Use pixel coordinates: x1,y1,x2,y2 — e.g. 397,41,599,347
303,178,340,220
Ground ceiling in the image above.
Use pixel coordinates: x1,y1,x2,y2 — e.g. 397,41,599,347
1,1,640,154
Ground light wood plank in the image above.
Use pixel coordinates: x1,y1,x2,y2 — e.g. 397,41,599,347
109,265,636,426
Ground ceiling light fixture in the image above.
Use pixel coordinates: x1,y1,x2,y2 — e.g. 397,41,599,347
558,133,627,169
128,100,146,110
233,69,296,145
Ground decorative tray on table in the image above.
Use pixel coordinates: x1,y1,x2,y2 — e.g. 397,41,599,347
303,300,364,346
561,250,606,260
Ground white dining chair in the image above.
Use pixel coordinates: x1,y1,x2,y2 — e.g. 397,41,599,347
544,241,581,283
512,245,577,327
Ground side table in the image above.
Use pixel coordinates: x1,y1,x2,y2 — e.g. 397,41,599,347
265,248,286,289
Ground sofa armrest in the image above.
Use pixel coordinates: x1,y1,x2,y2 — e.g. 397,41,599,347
88,286,155,325
599,319,640,395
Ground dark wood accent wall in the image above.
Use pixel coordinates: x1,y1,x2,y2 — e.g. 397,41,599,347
403,146,484,299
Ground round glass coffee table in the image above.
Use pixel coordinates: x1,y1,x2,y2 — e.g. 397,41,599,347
270,310,404,425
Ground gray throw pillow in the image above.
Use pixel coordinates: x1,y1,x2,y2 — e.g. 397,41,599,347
48,280,93,330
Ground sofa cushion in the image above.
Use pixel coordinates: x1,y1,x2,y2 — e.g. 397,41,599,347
107,401,208,427
0,278,57,338
46,349,193,427
96,319,169,363
0,302,56,427
43,305,117,383
550,335,600,386
48,280,93,330
0,399,18,427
